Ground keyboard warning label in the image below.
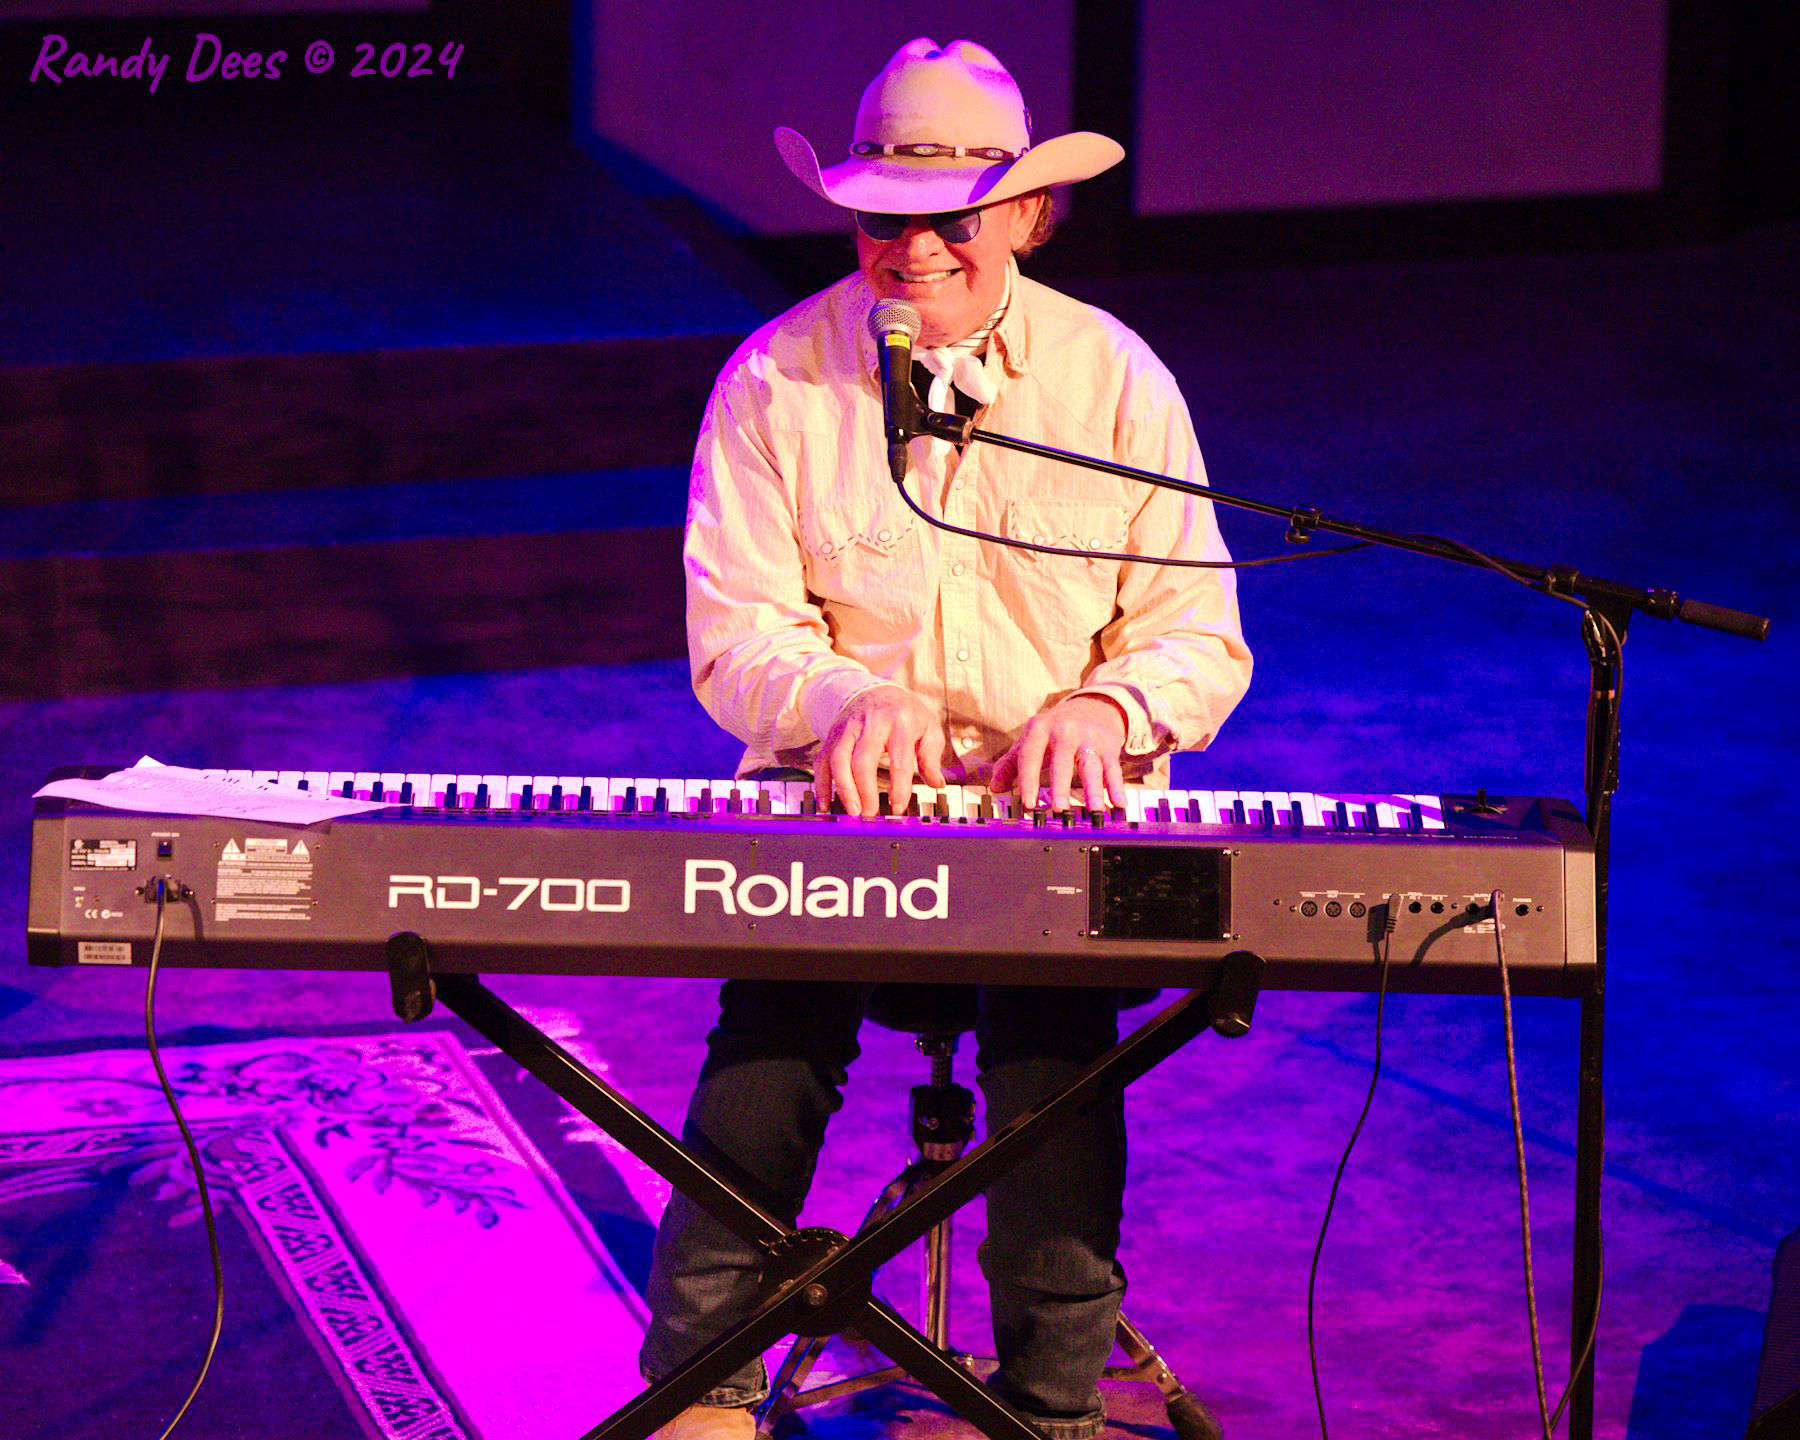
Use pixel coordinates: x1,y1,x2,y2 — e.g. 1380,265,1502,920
215,835,315,923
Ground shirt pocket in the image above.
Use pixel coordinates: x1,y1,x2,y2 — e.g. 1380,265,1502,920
1000,498,1129,642
799,504,928,630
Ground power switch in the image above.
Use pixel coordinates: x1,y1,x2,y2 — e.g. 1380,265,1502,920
156,839,173,859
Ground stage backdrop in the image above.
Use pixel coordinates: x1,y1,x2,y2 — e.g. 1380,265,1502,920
581,0,1669,232
1136,0,1666,213
583,0,1076,236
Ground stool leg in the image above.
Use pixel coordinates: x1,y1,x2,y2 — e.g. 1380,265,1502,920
763,1027,995,1430
1106,1313,1222,1440
922,1213,952,1350
758,1163,925,1430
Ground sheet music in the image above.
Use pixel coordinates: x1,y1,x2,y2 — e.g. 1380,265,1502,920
33,757,388,825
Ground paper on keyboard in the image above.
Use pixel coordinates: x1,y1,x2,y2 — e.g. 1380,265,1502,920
34,757,389,825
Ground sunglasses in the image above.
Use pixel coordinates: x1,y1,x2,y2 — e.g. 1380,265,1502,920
854,208,983,244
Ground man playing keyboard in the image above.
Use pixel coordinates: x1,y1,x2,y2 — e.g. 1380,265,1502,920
644,38,1252,1440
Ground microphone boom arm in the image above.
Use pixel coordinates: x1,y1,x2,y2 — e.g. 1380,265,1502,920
907,404,1769,642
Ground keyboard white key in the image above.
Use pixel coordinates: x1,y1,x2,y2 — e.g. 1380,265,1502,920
193,772,1456,836
1405,793,1447,830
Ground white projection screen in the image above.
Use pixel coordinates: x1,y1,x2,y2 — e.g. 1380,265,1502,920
1135,0,1668,214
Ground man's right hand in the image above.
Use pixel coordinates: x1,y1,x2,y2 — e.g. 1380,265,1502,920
816,686,947,818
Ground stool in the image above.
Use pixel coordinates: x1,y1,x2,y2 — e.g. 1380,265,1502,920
759,985,1223,1440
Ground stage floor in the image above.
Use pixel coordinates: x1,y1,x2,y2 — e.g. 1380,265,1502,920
2,223,1795,1438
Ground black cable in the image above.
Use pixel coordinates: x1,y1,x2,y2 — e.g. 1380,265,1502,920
1493,888,1553,1437
1548,1143,1604,1433
892,474,1372,570
1308,893,1399,1439
142,878,226,1440
1493,888,1606,1437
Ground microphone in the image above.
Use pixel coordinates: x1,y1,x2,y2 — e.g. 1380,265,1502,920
868,300,921,485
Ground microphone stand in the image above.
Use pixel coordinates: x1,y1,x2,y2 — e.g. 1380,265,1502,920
904,404,1770,1439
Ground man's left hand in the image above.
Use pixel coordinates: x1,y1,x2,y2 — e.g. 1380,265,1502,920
989,695,1130,811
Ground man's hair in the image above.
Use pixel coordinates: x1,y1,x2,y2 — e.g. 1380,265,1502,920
1013,189,1057,258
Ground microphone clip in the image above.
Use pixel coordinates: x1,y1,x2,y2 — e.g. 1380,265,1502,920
913,405,974,447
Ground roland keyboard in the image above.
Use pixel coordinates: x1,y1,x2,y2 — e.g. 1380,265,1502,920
29,769,1596,996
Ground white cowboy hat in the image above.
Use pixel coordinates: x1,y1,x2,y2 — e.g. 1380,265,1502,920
775,37,1124,215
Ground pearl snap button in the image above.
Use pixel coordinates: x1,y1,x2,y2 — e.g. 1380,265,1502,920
956,648,970,662
951,562,965,576
1032,534,1047,545
877,528,892,542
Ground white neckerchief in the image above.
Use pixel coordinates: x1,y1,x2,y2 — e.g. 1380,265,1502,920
915,265,1010,415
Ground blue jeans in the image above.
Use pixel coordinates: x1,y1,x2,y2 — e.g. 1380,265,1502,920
639,978,1125,1439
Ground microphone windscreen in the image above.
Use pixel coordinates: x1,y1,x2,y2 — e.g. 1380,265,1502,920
869,300,921,343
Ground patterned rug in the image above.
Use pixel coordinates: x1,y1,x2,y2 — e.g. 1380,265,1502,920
0,1024,671,1440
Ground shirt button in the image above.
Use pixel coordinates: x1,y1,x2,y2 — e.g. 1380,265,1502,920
1089,537,1104,548
956,647,970,662
1033,533,1047,545
951,562,966,576
877,528,892,542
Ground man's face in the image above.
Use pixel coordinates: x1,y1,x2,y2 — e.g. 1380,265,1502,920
856,196,1041,347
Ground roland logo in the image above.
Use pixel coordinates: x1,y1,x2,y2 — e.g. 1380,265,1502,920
685,859,948,921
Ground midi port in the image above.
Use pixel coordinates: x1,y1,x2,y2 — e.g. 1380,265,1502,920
1300,900,1319,917
1324,900,1343,918
1349,901,1367,918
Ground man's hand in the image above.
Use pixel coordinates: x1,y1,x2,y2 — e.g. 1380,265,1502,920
990,695,1130,812
817,686,948,818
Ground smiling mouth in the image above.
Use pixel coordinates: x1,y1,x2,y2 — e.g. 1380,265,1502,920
890,267,962,286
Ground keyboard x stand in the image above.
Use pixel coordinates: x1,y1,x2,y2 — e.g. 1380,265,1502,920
385,933,1267,1440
